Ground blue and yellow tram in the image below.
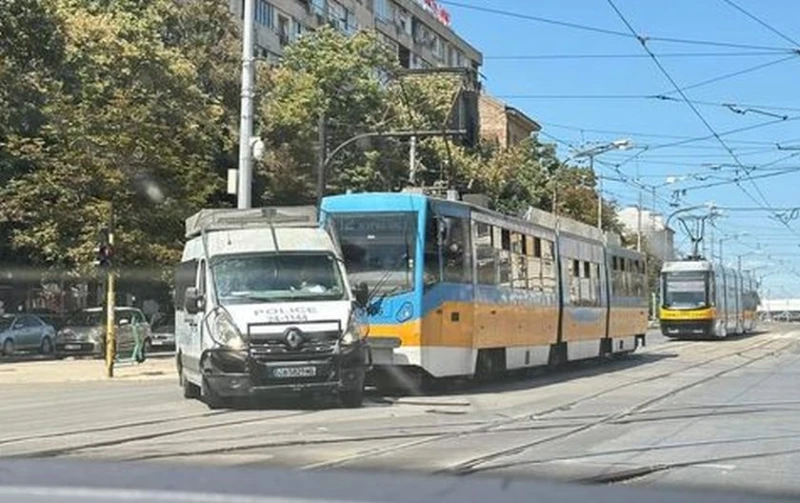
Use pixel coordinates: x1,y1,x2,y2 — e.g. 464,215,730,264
321,191,649,382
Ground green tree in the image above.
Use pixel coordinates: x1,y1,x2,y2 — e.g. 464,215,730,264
0,0,239,275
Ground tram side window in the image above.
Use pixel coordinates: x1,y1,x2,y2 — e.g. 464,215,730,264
569,259,581,304
441,216,471,284
594,263,603,305
475,222,495,285
511,232,527,289
541,239,556,296
423,209,441,288
526,235,543,292
497,227,512,287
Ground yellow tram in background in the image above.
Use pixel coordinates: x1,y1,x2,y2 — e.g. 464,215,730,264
660,260,759,338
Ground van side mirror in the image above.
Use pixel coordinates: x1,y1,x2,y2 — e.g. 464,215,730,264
184,287,205,315
353,282,369,308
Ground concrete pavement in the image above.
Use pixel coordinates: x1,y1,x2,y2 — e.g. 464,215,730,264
1,325,798,499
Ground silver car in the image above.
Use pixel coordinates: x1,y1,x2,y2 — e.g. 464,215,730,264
55,307,152,361
0,314,57,356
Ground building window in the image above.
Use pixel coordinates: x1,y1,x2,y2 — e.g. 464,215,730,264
255,0,274,28
311,0,326,16
375,0,391,22
291,19,303,41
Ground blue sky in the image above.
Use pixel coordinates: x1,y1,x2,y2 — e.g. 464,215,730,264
443,0,800,298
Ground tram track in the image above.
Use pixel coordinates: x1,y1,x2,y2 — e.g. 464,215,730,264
296,335,790,472
442,337,797,476
3,333,788,464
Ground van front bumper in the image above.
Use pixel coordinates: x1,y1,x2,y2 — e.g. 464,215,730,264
200,343,369,398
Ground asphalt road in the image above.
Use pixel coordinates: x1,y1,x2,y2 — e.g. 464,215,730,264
1,325,799,500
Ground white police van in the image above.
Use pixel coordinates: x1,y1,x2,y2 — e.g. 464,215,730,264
174,207,370,409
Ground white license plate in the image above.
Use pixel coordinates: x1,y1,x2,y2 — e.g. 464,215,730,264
64,344,81,350
151,340,164,346
272,366,316,378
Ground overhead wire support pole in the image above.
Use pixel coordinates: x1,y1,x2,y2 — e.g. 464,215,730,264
237,0,255,209
104,209,116,378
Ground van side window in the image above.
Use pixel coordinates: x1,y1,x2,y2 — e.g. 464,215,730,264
175,259,198,311
198,260,207,295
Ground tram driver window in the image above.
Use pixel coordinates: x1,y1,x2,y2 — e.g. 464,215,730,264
424,209,441,288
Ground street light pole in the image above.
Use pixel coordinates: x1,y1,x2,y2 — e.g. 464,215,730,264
237,0,255,209
570,138,632,231
593,155,603,229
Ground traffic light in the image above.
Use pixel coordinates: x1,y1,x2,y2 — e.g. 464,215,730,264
94,228,113,267
94,244,112,267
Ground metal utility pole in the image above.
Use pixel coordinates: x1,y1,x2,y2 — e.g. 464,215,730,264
237,0,255,209
316,113,326,215
409,135,417,183
593,156,603,230
98,213,117,378
637,187,643,251
569,138,632,231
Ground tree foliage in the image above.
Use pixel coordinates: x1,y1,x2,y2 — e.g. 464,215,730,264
0,0,240,275
0,11,625,277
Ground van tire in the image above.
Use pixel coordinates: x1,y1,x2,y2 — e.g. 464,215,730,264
180,368,200,400
201,376,231,410
340,387,364,408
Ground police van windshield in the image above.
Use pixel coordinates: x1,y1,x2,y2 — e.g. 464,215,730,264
662,271,708,309
211,252,346,305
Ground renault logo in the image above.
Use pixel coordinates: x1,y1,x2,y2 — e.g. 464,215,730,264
284,328,303,349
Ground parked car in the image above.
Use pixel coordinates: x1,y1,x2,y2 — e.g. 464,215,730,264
149,314,175,351
0,313,57,356
55,307,153,361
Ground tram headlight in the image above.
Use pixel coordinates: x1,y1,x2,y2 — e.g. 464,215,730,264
395,302,413,323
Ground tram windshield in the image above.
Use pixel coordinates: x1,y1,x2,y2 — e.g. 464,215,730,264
662,271,709,309
332,212,418,295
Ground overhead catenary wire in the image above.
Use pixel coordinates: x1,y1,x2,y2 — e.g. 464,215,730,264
485,50,795,60
437,0,800,52
720,0,800,47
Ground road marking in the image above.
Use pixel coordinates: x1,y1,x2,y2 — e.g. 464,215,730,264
0,485,369,503
694,463,736,470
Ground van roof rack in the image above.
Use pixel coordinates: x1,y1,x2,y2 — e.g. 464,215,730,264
185,206,318,239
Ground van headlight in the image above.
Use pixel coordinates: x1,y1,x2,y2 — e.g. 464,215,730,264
341,314,367,346
212,311,245,350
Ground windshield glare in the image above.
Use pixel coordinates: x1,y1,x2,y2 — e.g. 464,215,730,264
211,253,346,305
66,311,104,327
663,272,708,309
332,212,417,295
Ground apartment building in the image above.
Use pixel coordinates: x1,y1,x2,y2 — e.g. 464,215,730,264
618,207,676,261
478,93,541,148
227,0,482,72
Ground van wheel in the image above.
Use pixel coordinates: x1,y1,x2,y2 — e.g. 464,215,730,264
340,386,364,408
180,367,200,399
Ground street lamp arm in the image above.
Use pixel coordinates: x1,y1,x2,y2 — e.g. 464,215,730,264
323,129,466,170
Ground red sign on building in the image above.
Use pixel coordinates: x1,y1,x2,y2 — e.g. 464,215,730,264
417,0,451,26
